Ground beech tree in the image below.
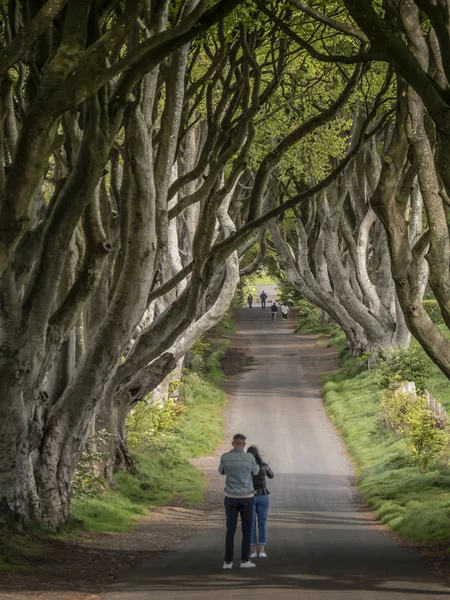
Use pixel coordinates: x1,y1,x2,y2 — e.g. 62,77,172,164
0,0,394,530
0,0,250,529
273,0,450,380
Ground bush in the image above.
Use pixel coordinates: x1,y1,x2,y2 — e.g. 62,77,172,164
190,336,211,373
72,371,227,532
127,399,186,450
423,299,444,325
380,388,450,470
380,388,423,433
72,429,113,500
371,346,434,392
404,405,450,469
323,365,450,541
295,299,323,331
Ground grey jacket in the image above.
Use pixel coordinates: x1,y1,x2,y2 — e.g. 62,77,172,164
218,448,259,497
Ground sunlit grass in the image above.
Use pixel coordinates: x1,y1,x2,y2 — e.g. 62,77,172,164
72,372,226,534
323,369,450,541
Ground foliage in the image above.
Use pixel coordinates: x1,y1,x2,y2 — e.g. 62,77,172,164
380,388,422,433
295,298,334,333
72,430,113,500
214,311,237,336
72,372,226,533
370,346,434,393
423,300,444,325
275,279,303,306
404,406,450,469
380,388,450,469
190,336,212,373
323,370,450,541
231,284,245,308
205,338,232,384
126,400,186,451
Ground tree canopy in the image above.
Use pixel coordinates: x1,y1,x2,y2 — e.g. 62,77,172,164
2,0,450,529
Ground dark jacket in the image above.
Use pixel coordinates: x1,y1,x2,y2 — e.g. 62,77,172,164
271,304,278,312
252,463,274,496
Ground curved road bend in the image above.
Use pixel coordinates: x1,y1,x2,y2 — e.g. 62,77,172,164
107,308,449,600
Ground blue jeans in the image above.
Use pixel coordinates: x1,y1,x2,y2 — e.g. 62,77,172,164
251,494,270,546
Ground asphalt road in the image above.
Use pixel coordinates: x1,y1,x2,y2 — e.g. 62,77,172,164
107,308,449,599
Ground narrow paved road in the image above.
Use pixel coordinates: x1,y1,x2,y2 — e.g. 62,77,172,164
107,308,449,599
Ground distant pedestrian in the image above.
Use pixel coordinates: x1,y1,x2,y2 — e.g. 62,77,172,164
247,446,274,559
247,294,253,310
260,291,267,309
219,433,259,570
281,303,290,320
270,302,278,321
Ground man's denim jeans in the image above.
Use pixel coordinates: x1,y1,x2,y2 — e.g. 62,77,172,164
251,494,270,546
224,496,254,563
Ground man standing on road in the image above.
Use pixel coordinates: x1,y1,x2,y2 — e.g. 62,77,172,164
271,302,278,321
219,433,259,570
260,291,267,309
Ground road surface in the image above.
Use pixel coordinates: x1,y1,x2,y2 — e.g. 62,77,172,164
107,308,449,599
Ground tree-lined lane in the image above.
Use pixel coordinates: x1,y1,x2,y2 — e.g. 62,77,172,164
106,309,448,599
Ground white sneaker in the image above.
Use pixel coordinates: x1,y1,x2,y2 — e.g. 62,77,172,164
223,562,233,570
240,561,256,568
250,552,257,559
259,552,267,558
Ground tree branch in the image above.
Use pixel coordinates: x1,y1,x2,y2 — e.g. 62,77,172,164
287,0,369,43
0,0,70,76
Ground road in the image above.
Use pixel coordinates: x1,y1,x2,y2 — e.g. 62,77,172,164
107,308,449,599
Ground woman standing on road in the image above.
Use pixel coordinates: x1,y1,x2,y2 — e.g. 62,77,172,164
247,293,253,310
281,303,290,320
247,445,274,558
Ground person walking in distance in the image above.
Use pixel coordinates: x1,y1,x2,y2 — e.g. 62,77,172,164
270,302,278,321
219,433,259,570
260,290,267,309
281,303,290,320
247,293,253,310
247,446,274,559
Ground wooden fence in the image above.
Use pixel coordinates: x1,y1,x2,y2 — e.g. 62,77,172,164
399,382,449,429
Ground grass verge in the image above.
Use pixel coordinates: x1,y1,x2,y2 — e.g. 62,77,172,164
2,318,233,566
72,371,226,533
321,333,450,542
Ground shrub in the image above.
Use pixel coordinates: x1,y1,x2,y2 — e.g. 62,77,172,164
371,346,433,392
127,399,186,450
295,299,322,330
190,336,211,373
380,388,424,433
380,388,450,470
423,300,444,325
72,429,113,500
404,406,450,469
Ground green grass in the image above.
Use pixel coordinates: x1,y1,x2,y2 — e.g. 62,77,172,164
323,368,450,542
72,371,226,534
0,534,43,573
0,555,27,573
205,338,232,383
214,311,236,336
296,314,450,542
